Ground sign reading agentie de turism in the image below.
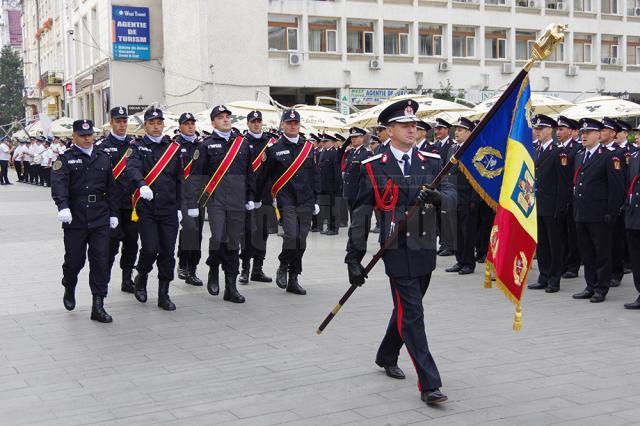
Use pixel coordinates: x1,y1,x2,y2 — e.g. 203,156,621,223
112,6,150,60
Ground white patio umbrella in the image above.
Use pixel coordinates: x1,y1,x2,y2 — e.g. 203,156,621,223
466,93,574,121
561,96,640,120
347,95,470,129
293,105,348,133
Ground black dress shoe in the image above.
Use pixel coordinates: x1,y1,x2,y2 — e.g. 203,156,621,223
438,249,455,257
590,293,606,303
573,289,594,299
623,296,640,309
177,267,188,281
445,264,462,273
223,274,245,303
276,264,288,289
63,283,76,311
250,267,272,283
158,281,176,311
185,267,203,286
437,248,444,255
458,266,475,275
610,279,621,288
121,269,135,293
421,389,448,405
376,362,405,379
562,271,578,279
324,229,339,236
545,286,559,293
238,264,250,285
528,282,547,290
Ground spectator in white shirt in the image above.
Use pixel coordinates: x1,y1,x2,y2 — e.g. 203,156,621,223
0,137,13,185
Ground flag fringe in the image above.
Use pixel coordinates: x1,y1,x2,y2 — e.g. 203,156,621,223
455,160,499,211
485,260,527,332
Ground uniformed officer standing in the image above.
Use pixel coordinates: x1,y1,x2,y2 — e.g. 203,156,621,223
415,121,432,152
375,125,391,154
527,115,570,293
600,117,627,288
345,99,452,405
175,112,205,287
624,150,640,309
239,110,274,285
11,140,28,182
318,133,342,235
432,118,456,257
572,118,625,303
556,116,582,279
128,108,183,311
341,127,373,216
615,118,637,275
257,109,320,295
446,117,479,275
96,107,139,293
51,119,119,323
187,105,255,303
433,118,455,159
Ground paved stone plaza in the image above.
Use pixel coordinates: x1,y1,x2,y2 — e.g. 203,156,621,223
1,179,640,425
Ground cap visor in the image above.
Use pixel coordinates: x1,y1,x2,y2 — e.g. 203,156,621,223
76,130,94,136
389,116,418,123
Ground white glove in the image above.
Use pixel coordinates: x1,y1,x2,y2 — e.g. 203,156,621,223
139,185,153,201
109,217,119,229
177,210,183,222
58,208,72,224
272,198,277,208
254,201,262,209
313,204,320,215
245,201,255,211
187,208,199,218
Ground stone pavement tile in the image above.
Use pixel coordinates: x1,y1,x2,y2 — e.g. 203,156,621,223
553,414,631,426
352,398,432,418
95,410,177,425
544,399,637,421
289,394,389,419
281,410,365,426
31,410,117,426
168,395,270,419
613,408,640,422
476,411,564,425
216,410,302,426
161,410,238,426
349,409,431,425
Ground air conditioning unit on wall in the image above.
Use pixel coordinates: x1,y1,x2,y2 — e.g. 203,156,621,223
288,53,302,66
438,62,451,72
369,58,382,70
566,65,579,76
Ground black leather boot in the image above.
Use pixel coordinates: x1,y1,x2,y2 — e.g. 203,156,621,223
185,264,203,286
121,269,134,293
276,263,288,289
90,295,113,323
177,258,188,281
207,266,220,295
62,278,76,311
250,259,272,283
238,260,250,285
158,280,176,311
286,273,307,295
223,274,245,303
134,273,148,303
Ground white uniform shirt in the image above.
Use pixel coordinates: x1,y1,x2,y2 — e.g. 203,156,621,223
0,143,10,161
41,148,53,167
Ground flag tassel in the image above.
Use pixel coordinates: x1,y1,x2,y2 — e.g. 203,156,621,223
513,303,522,332
484,261,492,288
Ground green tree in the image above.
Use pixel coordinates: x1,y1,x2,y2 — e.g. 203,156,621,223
0,46,24,125
432,79,465,102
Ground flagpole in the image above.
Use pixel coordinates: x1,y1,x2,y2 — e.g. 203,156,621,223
316,24,568,335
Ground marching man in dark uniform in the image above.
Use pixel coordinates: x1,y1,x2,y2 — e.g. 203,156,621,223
345,99,452,405
51,119,119,323
527,115,570,293
96,106,138,294
446,117,480,274
318,133,342,235
175,112,205,287
624,150,640,309
128,108,183,311
556,116,582,279
572,118,625,303
187,105,255,303
341,127,373,217
239,110,274,285
433,118,455,158
257,109,320,295
415,120,432,152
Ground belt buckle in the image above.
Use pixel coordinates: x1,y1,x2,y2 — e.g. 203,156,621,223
88,194,97,203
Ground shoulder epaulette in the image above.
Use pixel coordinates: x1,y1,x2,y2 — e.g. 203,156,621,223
362,153,383,164
418,150,441,160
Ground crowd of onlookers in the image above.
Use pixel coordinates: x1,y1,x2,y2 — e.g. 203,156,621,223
0,135,72,186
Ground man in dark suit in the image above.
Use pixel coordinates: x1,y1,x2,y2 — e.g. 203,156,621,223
345,99,454,406
527,115,570,293
572,118,625,303
624,150,640,309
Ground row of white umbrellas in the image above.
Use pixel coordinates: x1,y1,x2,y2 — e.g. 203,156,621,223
14,94,640,139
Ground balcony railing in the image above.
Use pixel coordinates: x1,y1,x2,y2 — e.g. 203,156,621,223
39,71,64,86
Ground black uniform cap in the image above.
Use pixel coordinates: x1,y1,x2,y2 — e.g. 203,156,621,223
282,109,301,122
557,115,579,130
247,110,263,122
416,120,432,131
110,106,128,119
378,99,419,125
210,105,232,119
178,112,196,124
73,119,95,136
601,117,622,132
579,118,604,131
533,114,557,128
434,118,452,129
614,118,631,132
144,108,164,121
454,116,476,131
349,127,367,137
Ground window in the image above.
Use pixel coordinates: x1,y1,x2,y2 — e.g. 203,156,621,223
419,24,443,56
515,30,537,60
453,26,476,57
268,15,298,51
548,42,564,62
574,0,592,11
347,20,375,54
308,18,338,53
601,0,619,13
383,22,410,55
601,35,621,64
486,0,507,4
485,29,508,59
627,37,640,65
574,34,593,63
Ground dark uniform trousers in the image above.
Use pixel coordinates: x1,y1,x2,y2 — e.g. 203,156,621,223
206,205,244,275
240,204,274,263
137,212,179,281
108,209,139,274
576,222,612,294
537,216,566,288
563,211,581,274
14,160,24,181
611,213,626,281
475,201,494,259
178,206,205,268
626,230,640,294
456,204,478,268
279,205,312,274
63,226,110,297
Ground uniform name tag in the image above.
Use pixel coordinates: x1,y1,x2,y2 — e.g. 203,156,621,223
68,159,83,164
138,147,152,152
276,150,290,156
209,144,222,149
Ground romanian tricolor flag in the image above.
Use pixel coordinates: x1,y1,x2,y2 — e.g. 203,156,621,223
455,70,537,331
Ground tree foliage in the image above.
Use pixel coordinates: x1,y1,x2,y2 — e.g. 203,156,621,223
0,46,24,125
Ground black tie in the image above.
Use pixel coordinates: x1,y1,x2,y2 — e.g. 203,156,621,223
402,154,410,177
584,151,591,164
